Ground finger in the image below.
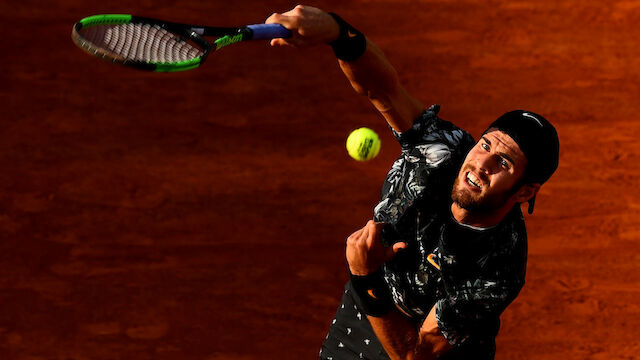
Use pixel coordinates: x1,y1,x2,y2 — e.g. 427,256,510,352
265,12,292,25
359,224,370,247
347,227,365,244
270,38,290,47
372,221,386,232
364,220,385,248
265,12,296,30
264,13,300,48
364,220,385,234
264,12,279,24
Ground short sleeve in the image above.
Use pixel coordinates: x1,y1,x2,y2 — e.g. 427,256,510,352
434,277,521,347
374,105,475,225
391,104,443,148
390,105,475,166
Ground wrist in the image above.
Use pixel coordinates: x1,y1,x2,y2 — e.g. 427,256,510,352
348,265,372,276
327,12,367,62
349,268,394,317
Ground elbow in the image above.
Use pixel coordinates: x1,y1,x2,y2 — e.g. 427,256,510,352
389,330,446,360
349,81,368,97
416,325,453,359
366,90,394,113
346,81,395,113
342,64,402,100
387,332,420,360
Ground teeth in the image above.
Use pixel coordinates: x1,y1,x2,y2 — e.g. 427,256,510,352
466,172,482,189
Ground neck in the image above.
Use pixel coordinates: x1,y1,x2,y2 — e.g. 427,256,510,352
450,202,515,228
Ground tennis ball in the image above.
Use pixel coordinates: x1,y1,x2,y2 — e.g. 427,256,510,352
346,127,381,161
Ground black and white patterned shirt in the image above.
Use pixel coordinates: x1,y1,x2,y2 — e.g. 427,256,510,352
376,105,528,356
320,105,527,360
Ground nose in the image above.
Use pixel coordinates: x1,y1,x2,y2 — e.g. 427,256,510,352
476,153,500,175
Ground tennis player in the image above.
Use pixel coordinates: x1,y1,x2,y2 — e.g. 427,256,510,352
267,5,559,360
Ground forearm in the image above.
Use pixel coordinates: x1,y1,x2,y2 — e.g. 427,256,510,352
266,5,424,131
367,311,421,360
338,39,424,132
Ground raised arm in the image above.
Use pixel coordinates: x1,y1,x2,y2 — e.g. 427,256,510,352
266,5,424,132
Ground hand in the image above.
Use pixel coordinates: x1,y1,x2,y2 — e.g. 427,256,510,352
346,220,407,276
265,5,340,47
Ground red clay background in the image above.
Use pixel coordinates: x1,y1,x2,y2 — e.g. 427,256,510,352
1,1,639,359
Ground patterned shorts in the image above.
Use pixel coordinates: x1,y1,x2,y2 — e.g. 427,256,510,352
319,282,390,360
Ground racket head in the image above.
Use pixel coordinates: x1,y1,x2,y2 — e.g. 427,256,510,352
71,14,213,72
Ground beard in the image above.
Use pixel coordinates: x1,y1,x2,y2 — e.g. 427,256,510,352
451,175,511,212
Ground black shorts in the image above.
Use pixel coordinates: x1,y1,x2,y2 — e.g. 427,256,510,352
319,283,496,360
319,282,390,360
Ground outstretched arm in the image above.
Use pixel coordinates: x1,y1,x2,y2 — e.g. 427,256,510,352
266,5,424,132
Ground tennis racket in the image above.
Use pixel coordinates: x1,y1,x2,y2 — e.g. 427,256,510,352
71,14,292,72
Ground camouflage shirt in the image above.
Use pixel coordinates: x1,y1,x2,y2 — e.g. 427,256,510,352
374,105,528,356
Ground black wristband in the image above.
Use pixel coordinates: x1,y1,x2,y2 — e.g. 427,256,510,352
349,268,394,317
328,12,367,62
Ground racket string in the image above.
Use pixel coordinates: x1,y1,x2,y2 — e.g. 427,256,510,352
78,22,205,63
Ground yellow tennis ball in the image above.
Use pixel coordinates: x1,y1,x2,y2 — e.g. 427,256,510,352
346,127,381,161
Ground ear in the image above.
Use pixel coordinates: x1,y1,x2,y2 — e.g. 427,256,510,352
513,183,540,203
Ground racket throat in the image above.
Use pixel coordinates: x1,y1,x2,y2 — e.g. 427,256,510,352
214,29,250,50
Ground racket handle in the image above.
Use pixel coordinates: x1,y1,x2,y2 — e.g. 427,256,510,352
247,24,292,40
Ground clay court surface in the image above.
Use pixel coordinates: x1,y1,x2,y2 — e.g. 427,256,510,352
1,0,639,359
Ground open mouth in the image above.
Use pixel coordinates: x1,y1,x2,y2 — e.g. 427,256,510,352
466,172,483,189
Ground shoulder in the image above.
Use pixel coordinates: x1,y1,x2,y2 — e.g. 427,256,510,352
495,206,528,258
480,207,528,280
392,105,475,151
390,105,475,172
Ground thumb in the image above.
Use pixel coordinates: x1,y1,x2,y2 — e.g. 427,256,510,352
265,12,295,30
384,242,407,261
392,242,407,253
264,12,282,25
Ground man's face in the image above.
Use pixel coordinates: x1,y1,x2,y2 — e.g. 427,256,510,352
451,129,528,212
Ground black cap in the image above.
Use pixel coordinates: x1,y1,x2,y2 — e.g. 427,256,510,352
484,110,560,214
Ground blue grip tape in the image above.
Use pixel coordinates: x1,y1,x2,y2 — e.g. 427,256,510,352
247,24,292,40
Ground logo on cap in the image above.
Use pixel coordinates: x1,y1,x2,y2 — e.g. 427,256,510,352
522,112,544,127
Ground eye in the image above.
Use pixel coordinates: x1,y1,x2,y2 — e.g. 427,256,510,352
500,157,510,169
481,143,490,151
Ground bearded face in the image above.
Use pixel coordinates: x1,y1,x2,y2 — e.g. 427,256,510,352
451,168,517,212
451,130,528,213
